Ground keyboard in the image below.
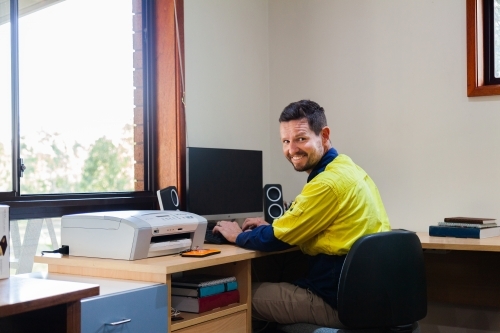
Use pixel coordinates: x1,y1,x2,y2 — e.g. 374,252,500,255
205,226,230,244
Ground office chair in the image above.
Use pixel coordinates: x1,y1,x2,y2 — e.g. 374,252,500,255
278,230,427,333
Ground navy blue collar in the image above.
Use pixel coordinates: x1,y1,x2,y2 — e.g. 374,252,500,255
307,148,339,183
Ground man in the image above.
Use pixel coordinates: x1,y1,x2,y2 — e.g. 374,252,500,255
214,99,391,328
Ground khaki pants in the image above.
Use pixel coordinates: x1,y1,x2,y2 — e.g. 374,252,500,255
251,282,344,328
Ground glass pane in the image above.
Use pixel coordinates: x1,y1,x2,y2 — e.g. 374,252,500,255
0,0,12,192
18,0,140,194
495,0,500,78
10,218,62,275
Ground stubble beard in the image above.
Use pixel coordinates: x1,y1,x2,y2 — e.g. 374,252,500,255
288,153,315,173
288,145,324,173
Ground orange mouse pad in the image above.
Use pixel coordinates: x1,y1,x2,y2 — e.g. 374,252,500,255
181,249,221,257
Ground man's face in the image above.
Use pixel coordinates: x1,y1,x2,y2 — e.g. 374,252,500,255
280,118,328,174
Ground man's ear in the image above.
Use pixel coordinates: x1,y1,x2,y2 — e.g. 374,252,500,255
321,126,330,143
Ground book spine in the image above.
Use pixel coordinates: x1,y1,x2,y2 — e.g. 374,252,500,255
172,276,237,288
199,284,225,297
172,282,239,297
198,290,240,313
443,218,495,224
437,222,496,228
226,281,238,292
198,276,237,287
172,290,240,313
171,287,199,297
429,226,480,238
171,295,198,312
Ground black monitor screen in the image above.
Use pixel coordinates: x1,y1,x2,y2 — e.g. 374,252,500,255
186,147,263,221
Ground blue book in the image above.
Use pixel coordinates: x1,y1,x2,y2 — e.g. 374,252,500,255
171,281,238,297
429,225,500,239
171,274,238,297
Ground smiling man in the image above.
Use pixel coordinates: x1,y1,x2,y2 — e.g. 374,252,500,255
214,99,391,328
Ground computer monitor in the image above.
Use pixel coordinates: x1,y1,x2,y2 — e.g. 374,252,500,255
186,147,263,221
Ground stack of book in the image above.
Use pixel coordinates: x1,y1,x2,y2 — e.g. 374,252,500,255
429,217,500,239
171,274,240,313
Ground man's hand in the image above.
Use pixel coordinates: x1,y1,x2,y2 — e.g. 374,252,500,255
212,221,243,243
241,217,269,231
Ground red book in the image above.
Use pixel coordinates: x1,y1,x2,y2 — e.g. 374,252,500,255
443,217,496,224
171,289,240,313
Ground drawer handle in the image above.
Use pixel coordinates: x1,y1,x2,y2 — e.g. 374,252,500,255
106,319,131,326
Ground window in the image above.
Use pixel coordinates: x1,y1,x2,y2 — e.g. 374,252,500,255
2,0,185,276
483,0,500,84
467,0,500,96
0,0,12,192
16,0,140,194
0,0,186,220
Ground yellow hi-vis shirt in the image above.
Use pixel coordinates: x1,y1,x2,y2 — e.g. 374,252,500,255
272,154,391,256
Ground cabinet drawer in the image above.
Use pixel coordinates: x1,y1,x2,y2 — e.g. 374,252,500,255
81,284,167,333
175,311,247,333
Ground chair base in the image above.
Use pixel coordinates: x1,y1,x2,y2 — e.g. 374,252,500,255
276,321,420,333
389,323,418,333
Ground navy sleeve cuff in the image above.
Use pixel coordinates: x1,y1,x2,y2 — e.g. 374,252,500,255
235,225,293,252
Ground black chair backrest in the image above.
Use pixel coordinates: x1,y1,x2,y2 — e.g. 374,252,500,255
337,230,427,329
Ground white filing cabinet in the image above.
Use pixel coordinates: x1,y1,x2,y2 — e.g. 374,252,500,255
22,272,167,333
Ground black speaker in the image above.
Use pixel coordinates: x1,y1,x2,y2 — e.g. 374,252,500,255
157,186,180,210
264,184,284,224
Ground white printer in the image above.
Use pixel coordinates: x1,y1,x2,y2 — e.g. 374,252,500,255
61,210,207,260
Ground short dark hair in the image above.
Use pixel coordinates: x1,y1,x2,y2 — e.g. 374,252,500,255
279,100,327,135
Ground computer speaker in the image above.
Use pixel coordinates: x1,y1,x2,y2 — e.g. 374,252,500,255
157,186,180,210
264,184,284,224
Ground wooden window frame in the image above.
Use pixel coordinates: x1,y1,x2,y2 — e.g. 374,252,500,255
155,0,186,209
467,0,500,96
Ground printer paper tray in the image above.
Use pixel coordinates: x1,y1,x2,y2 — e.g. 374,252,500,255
147,238,192,257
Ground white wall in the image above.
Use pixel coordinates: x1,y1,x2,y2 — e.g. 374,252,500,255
268,0,500,233
184,0,271,183
186,0,500,233
185,1,500,332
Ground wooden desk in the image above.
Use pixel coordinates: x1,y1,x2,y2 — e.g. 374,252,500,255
32,233,500,331
0,276,99,333
418,232,500,252
416,232,500,308
35,245,295,333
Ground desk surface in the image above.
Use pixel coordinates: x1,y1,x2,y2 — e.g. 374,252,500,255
417,231,500,252
35,233,500,271
0,276,99,317
34,234,500,267
34,245,297,277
